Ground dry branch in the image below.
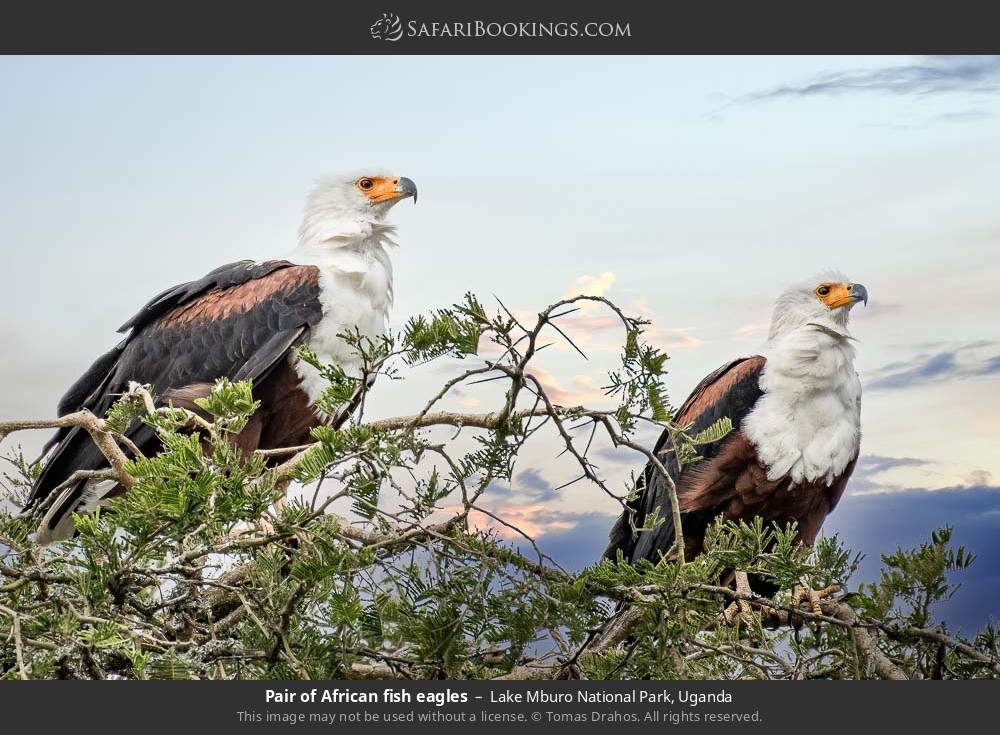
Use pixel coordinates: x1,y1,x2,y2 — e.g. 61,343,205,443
0,411,134,491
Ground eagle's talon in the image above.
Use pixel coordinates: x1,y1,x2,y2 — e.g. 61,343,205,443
792,582,838,631
722,571,759,630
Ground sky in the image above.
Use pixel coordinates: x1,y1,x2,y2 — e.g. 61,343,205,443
1,55,999,632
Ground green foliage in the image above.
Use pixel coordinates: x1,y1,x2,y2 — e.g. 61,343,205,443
1,292,996,681
295,345,365,417
665,416,736,470
403,293,487,363
862,526,975,624
104,388,147,434
608,323,671,432
691,416,733,447
193,378,260,434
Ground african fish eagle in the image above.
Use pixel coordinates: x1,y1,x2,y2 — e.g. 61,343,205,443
605,274,868,579
26,172,417,543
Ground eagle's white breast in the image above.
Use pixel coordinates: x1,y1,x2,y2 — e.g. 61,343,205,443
742,326,862,486
286,236,394,407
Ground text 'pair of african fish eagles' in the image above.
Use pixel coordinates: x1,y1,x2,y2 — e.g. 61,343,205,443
25,171,868,591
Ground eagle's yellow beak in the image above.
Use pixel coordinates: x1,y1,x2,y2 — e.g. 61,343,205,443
819,282,868,309
358,176,418,205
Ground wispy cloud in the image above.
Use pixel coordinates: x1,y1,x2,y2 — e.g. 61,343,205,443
511,468,560,503
866,341,1000,392
527,365,609,406
848,455,998,497
933,109,994,123
743,56,1000,102
856,454,931,475
965,468,994,487
849,454,934,493
866,109,994,131
563,272,616,299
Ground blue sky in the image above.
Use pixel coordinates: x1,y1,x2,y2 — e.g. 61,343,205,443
1,56,999,631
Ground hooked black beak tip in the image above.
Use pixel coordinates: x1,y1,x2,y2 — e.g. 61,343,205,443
397,176,417,204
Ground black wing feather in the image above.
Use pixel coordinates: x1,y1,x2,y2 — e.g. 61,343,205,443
56,344,125,417
232,327,306,383
604,356,766,564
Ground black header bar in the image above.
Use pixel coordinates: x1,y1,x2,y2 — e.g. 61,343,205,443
2,0,1000,54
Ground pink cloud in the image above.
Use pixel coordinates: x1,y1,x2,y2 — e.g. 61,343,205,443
526,365,610,405
466,504,576,540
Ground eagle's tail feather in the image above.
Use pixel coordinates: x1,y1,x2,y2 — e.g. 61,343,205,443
35,478,120,545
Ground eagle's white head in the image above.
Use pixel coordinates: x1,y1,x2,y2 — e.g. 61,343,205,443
768,271,868,343
297,171,417,250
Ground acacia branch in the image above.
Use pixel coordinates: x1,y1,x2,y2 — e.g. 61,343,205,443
880,623,1000,675
827,601,908,680
0,411,134,492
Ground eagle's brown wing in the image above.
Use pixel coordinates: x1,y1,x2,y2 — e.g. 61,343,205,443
604,356,766,564
28,260,323,534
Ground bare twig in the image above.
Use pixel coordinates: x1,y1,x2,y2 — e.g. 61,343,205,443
0,605,29,679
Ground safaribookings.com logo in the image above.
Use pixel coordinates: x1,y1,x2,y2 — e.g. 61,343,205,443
370,13,403,41
370,13,631,42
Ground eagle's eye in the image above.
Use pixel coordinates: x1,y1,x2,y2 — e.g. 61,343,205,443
357,178,374,191
816,285,831,297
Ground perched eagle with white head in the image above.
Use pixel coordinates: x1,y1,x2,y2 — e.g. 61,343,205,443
26,172,417,543
605,274,868,572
